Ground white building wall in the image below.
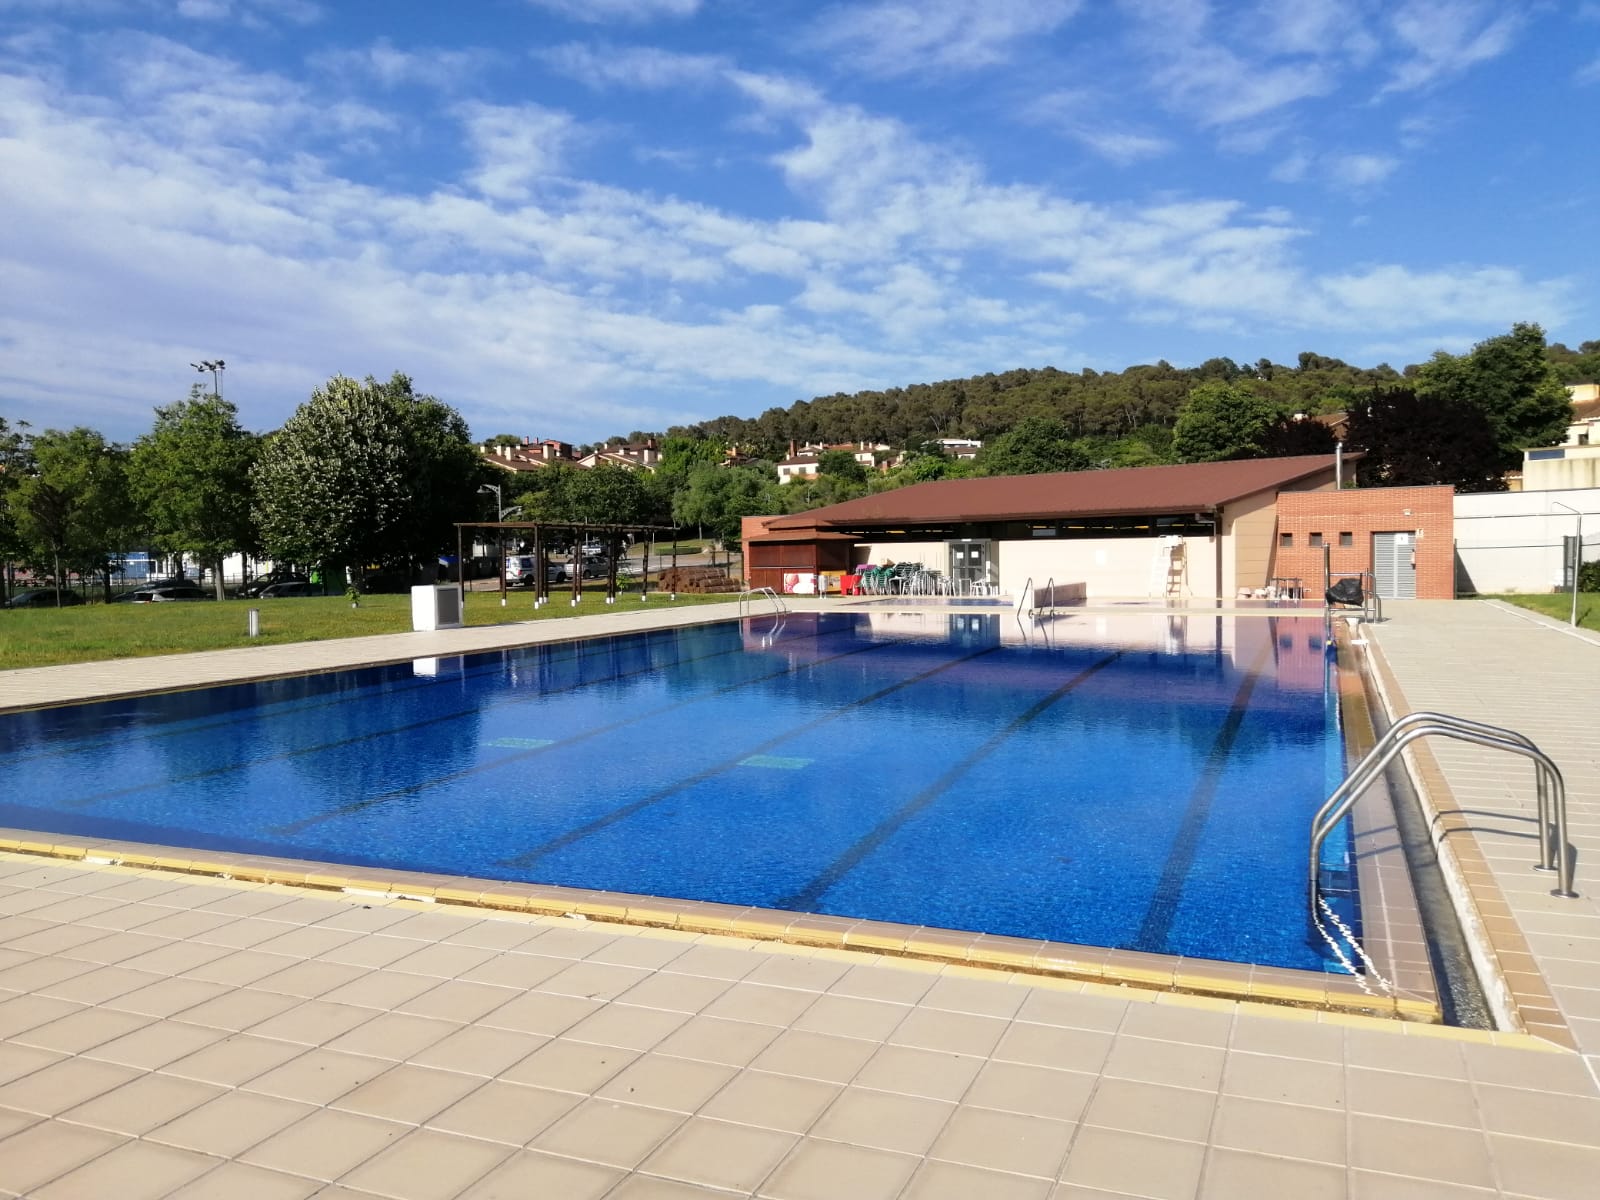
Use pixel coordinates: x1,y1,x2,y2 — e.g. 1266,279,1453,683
1453,487,1600,594
854,536,1220,599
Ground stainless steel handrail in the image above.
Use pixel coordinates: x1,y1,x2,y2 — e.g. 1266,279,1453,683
1309,713,1576,919
1327,569,1382,623
1015,576,1032,615
737,587,787,617
1027,576,1055,618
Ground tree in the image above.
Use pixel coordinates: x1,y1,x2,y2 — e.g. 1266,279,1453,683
128,388,259,600
673,464,783,545
1344,387,1506,492
815,449,868,484
976,415,1087,476
0,417,31,602
1414,323,1572,473
1170,383,1282,463
252,373,482,584
7,427,138,602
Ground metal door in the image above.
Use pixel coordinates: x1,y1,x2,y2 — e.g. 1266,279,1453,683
1372,531,1416,598
948,540,993,591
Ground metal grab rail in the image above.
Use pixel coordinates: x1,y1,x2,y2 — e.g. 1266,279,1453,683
1309,712,1576,919
1028,576,1055,618
1326,570,1382,624
1015,577,1032,615
737,587,787,617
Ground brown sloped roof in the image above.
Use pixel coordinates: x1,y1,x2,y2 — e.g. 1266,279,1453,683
763,454,1349,530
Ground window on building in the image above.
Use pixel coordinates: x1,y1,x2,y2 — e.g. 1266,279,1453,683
1339,531,1353,547
1279,532,1293,548
1309,532,1324,548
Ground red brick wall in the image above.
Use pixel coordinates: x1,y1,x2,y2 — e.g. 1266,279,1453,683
1274,486,1454,599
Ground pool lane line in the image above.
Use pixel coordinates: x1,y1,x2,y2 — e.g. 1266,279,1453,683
1128,642,1271,956
777,650,1125,912
270,634,900,837
495,643,1006,871
0,621,727,767
45,618,863,814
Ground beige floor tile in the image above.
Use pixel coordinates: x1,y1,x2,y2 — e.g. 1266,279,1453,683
250,959,371,1001
1227,1012,1345,1062
1221,1049,1346,1109
1347,1169,1498,1199
541,960,653,1002
322,934,430,970
13,1005,153,1054
499,1037,640,1095
1344,1028,1467,1078
473,989,600,1037
0,993,84,1040
317,969,440,1012
396,979,518,1023
240,1109,408,1181
41,964,163,1005
102,976,230,1019
455,949,569,990
560,1003,691,1053
701,982,818,1027
332,1063,483,1125
248,927,365,964
1211,1095,1347,1164
30,1137,215,1200
919,974,1028,1019
0,1116,126,1195
246,998,377,1047
530,1097,685,1168
242,1047,390,1105
112,939,232,978
1101,1036,1225,1092
1348,1115,1496,1189
1060,1128,1207,1200
963,1061,1097,1124
174,986,301,1032
338,1127,513,1200
991,1023,1114,1074
1199,1148,1347,1200
852,1043,985,1102
161,1031,307,1087
658,943,764,982
929,1104,1076,1179
582,933,691,970
903,1159,1052,1200
1485,1132,1600,1200
810,1086,955,1156
187,949,301,987
751,1028,878,1085
324,1010,457,1061
826,962,937,1006
454,1149,622,1200
652,1014,782,1068
887,1006,1009,1057
640,1115,797,1191
1475,1081,1600,1143
761,1138,919,1200
1080,1078,1218,1143
164,1160,320,1200
698,1069,841,1134
588,1049,736,1114
147,1089,315,1158
1346,1065,1481,1128
614,969,734,1015
407,1022,543,1077
425,1079,579,1145
0,1055,140,1117
1120,1002,1234,1047
385,941,502,981
59,1072,223,1136
791,993,909,1041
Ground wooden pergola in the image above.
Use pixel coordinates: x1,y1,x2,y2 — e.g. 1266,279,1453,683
452,520,679,608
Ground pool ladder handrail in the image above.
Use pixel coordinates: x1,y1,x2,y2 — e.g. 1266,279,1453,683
1309,711,1575,926
738,587,788,617
1024,576,1056,619
1015,576,1032,615
1326,569,1382,624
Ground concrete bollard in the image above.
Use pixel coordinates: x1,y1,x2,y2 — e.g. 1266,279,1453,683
247,608,260,638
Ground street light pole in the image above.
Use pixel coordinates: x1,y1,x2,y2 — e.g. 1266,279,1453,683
190,360,225,397
1553,501,1583,627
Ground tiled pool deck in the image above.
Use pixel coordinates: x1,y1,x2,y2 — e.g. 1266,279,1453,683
0,598,1596,1198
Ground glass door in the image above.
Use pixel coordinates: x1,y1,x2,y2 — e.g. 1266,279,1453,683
948,540,993,593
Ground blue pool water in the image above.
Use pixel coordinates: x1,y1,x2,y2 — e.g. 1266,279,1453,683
0,612,1349,971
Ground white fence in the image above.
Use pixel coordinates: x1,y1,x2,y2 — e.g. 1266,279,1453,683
1454,487,1600,594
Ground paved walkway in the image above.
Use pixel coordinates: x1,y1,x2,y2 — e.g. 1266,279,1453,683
0,599,1596,1198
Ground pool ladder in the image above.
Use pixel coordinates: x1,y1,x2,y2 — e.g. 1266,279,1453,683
1309,711,1576,929
738,587,788,617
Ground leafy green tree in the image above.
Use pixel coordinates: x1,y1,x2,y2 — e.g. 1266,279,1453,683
672,464,784,545
562,465,653,527
0,418,31,601
1345,387,1506,492
128,388,259,600
1414,323,1572,472
815,449,868,484
7,427,138,602
252,373,482,584
976,415,1087,476
1170,383,1282,463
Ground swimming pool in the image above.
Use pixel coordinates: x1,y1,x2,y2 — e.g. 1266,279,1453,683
0,611,1349,973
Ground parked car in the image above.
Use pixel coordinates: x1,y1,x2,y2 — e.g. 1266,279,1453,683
240,571,308,598
258,581,316,598
127,585,209,602
504,556,539,587
4,589,84,608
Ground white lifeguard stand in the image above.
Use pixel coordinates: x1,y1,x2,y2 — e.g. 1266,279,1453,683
1152,535,1188,601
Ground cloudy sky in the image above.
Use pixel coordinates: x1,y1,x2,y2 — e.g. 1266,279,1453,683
1,0,1595,445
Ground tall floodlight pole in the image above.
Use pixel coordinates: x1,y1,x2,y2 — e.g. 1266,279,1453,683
190,360,225,397
1553,500,1583,627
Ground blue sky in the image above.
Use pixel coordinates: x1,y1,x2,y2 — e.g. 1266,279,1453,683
1,0,1595,445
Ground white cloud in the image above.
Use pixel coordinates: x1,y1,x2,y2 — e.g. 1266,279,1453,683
311,39,494,91
1380,1,1523,95
809,0,1082,77
524,0,699,23
457,102,576,201
1326,152,1399,190
1576,54,1600,86
1023,90,1173,164
538,42,725,90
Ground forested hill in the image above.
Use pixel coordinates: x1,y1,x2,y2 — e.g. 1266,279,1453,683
641,338,1599,457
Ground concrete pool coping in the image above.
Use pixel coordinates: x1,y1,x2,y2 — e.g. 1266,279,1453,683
0,599,1438,1022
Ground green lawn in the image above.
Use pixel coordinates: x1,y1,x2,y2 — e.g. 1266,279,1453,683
1484,592,1600,631
0,589,740,670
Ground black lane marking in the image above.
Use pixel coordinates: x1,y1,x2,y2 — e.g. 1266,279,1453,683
1128,644,1270,955
53,628,769,813
271,636,895,836
495,644,1004,871
778,651,1124,911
